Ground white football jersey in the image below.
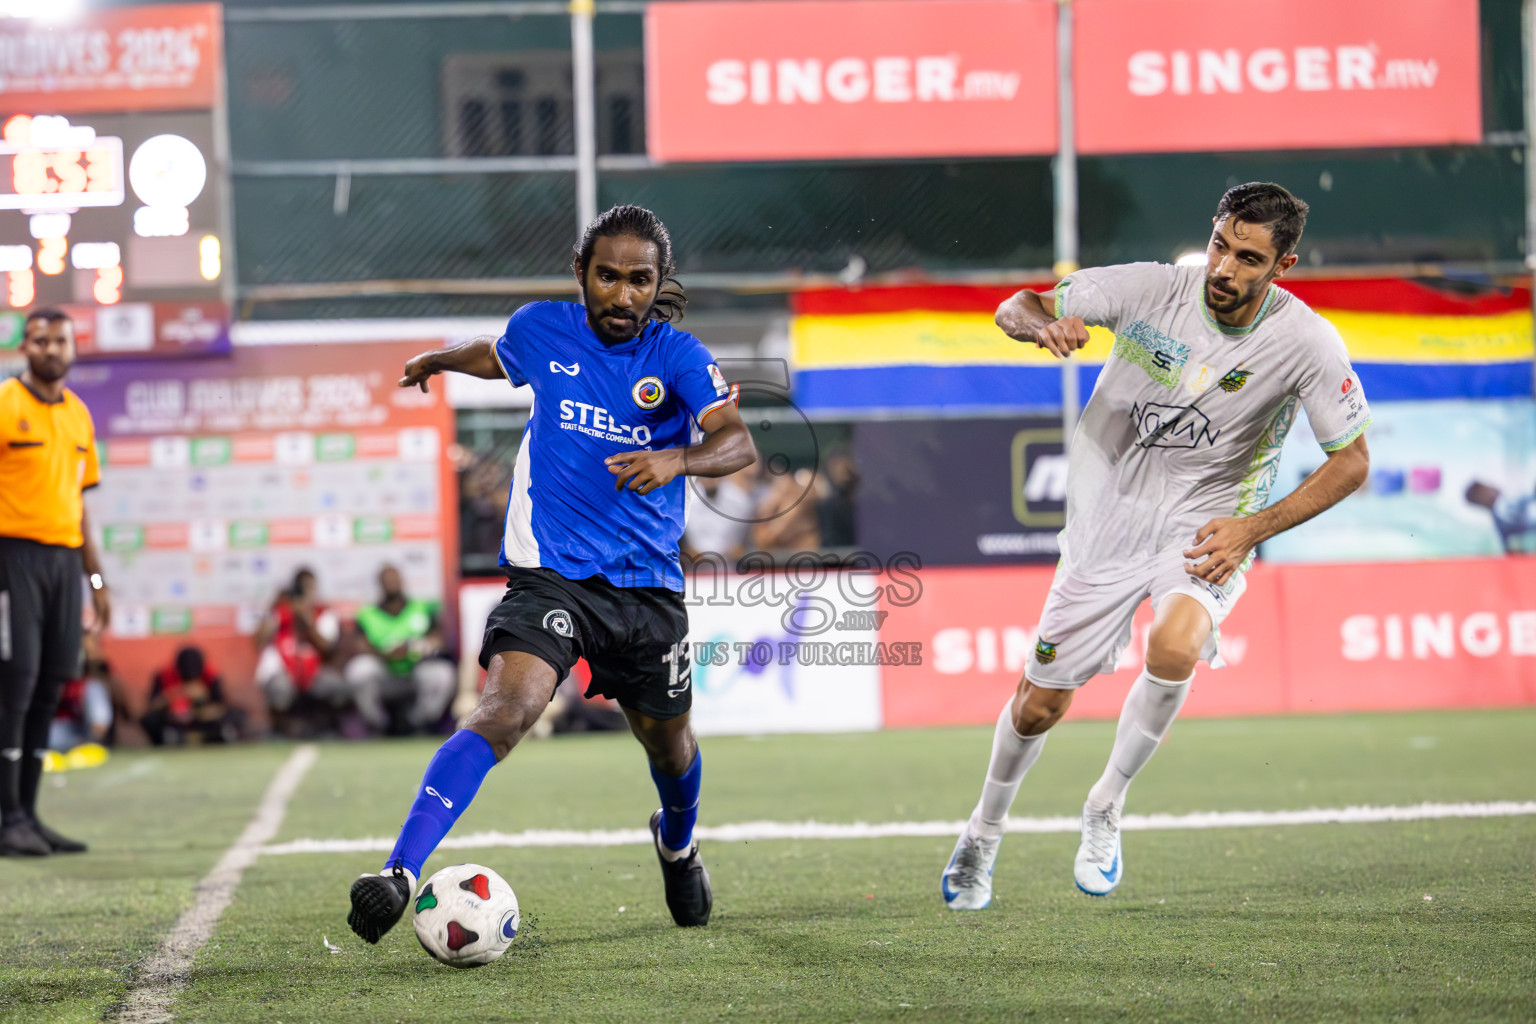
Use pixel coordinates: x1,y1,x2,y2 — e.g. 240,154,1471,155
1055,262,1370,581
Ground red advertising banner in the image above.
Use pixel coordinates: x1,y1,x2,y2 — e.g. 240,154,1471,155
1075,0,1481,154
877,565,1286,727
877,558,1536,728
1278,558,1536,713
0,3,223,114
645,0,1057,162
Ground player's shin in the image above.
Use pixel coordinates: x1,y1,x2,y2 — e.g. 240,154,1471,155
975,696,1049,833
383,729,500,881
650,750,702,858
1087,669,1191,811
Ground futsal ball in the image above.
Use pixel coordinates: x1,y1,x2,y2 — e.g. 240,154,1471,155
411,863,520,968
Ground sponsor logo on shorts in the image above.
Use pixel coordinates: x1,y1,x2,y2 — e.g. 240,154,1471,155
542,609,575,637
1217,369,1253,393
632,375,666,410
1034,638,1058,664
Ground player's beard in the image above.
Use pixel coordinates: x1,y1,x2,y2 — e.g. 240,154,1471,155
1203,275,1257,315
584,294,652,345
26,352,70,383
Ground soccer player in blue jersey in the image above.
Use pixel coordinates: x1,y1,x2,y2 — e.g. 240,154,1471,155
347,206,756,942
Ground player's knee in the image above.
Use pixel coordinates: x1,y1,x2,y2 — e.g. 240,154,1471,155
465,654,557,759
1013,680,1073,736
1143,632,1200,681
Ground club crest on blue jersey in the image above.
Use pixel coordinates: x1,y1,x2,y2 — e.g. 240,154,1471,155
632,376,666,410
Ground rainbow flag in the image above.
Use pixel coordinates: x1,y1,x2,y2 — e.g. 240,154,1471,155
789,279,1533,412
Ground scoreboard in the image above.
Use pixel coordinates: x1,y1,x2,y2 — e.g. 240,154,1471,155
0,3,229,358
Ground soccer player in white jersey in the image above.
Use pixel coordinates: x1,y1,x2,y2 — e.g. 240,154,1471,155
942,183,1372,908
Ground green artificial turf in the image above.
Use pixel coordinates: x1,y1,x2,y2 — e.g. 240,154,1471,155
2,709,1533,1023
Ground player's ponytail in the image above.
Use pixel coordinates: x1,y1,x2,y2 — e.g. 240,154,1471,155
573,204,689,323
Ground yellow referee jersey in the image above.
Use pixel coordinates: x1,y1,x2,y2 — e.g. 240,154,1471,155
0,376,100,548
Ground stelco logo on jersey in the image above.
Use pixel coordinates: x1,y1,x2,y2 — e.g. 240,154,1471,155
559,400,654,447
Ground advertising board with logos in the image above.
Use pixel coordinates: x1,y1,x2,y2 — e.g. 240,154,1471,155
646,0,1481,162
0,3,229,358
73,338,457,699
645,0,1057,162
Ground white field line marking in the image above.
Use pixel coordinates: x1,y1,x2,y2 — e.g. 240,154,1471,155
116,744,319,1024
259,799,1536,856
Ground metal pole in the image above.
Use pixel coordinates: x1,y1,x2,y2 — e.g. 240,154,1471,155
571,0,599,234
1525,0,1536,397
1054,0,1081,444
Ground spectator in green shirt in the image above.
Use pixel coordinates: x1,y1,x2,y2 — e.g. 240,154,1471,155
344,566,455,734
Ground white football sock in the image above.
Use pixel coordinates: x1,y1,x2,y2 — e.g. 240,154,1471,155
973,697,1049,834
1087,668,1192,811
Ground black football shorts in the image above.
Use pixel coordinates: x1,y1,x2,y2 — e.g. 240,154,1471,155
479,567,692,720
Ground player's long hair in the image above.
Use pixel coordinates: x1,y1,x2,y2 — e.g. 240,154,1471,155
572,204,688,323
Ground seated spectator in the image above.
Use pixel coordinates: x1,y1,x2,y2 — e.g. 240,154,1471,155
344,565,455,735
817,449,859,549
49,634,116,752
752,466,823,555
682,463,759,569
141,647,239,746
254,568,348,735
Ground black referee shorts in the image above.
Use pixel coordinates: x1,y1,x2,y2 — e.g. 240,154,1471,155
479,567,692,721
0,536,83,706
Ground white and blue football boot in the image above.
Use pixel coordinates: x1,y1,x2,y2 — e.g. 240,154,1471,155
941,817,1002,911
1073,800,1123,896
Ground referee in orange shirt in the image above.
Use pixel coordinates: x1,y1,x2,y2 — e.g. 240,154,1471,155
0,309,110,856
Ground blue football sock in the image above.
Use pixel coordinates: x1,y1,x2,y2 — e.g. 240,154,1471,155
383,729,499,878
650,751,702,852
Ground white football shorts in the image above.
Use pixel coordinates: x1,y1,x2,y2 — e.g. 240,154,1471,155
1025,548,1246,689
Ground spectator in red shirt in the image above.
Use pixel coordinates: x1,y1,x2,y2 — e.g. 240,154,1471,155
141,647,238,746
253,568,347,734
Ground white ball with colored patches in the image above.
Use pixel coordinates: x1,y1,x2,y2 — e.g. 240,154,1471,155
411,863,520,968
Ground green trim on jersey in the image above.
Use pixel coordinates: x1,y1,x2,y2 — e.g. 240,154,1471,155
1054,280,1071,319
1200,283,1279,336
1320,416,1371,452
1233,395,1299,573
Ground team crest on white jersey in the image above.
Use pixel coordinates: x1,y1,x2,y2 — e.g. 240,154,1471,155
632,376,666,410
542,609,575,637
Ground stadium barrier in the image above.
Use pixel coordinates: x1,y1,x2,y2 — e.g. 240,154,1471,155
457,556,1536,736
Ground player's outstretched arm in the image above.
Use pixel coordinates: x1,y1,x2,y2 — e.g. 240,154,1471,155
605,403,756,496
1184,434,1371,585
995,289,1090,358
398,336,504,392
